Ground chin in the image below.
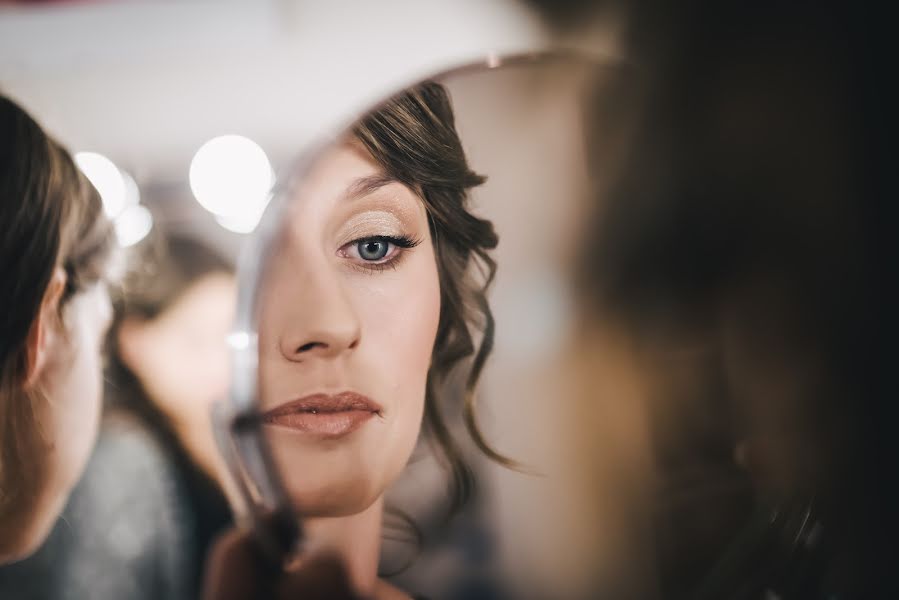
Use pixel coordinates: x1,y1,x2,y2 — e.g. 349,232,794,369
0,479,68,564
286,476,384,518
265,417,418,518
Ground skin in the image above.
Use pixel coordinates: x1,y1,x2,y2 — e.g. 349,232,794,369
0,270,112,562
118,272,237,495
255,140,441,597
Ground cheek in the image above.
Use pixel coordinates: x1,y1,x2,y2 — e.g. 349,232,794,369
146,327,230,406
353,247,441,459
360,250,441,390
39,299,106,494
65,303,106,432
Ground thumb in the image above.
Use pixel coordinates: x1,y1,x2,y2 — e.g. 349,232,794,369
277,553,360,599
202,526,277,600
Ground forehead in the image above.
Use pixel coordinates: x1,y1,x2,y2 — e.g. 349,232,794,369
289,140,381,207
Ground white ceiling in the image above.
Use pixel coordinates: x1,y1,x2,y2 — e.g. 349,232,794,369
0,0,582,182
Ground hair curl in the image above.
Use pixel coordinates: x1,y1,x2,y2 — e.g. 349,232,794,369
353,82,514,517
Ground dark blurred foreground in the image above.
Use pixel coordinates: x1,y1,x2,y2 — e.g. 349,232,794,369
530,1,898,597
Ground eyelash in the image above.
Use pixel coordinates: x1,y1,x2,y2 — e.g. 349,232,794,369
340,234,422,273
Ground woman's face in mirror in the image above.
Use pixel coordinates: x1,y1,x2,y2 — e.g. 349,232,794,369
257,140,440,517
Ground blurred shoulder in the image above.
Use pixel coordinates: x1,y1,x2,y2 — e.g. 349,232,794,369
0,407,196,599
73,408,184,504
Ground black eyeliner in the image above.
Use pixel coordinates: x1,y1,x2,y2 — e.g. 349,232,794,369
352,234,421,249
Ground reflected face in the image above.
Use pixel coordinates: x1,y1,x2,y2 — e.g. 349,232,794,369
257,141,440,517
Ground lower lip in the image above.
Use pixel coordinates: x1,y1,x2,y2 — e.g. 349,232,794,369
263,410,375,438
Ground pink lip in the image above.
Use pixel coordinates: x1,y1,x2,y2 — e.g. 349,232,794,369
261,391,382,439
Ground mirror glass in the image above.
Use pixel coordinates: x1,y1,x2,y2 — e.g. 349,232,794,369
228,50,845,599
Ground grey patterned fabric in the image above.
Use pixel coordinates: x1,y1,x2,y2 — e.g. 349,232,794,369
0,410,195,600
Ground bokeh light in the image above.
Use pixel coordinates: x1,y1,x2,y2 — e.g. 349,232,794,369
75,151,127,218
214,192,271,234
189,134,274,220
113,204,153,247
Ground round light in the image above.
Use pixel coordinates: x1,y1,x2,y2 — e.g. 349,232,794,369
114,204,153,247
121,170,141,209
214,192,271,234
75,152,126,218
216,213,263,234
189,135,273,218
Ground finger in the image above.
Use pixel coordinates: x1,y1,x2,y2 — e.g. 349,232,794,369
202,527,276,600
277,553,360,600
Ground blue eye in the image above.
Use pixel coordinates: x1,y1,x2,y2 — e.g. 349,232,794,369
342,234,421,272
357,239,390,261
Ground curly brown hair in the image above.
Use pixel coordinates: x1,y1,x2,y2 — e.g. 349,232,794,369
353,82,512,516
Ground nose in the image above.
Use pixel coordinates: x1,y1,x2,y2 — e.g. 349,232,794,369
274,262,361,363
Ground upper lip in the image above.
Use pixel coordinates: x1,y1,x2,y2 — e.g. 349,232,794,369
262,391,382,419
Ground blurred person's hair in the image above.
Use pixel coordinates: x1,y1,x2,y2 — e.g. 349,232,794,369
0,94,115,529
111,233,233,322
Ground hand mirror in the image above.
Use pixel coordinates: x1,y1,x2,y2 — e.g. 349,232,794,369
215,52,608,596
214,46,846,599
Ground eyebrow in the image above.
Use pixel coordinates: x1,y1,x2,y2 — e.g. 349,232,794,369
344,174,399,202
